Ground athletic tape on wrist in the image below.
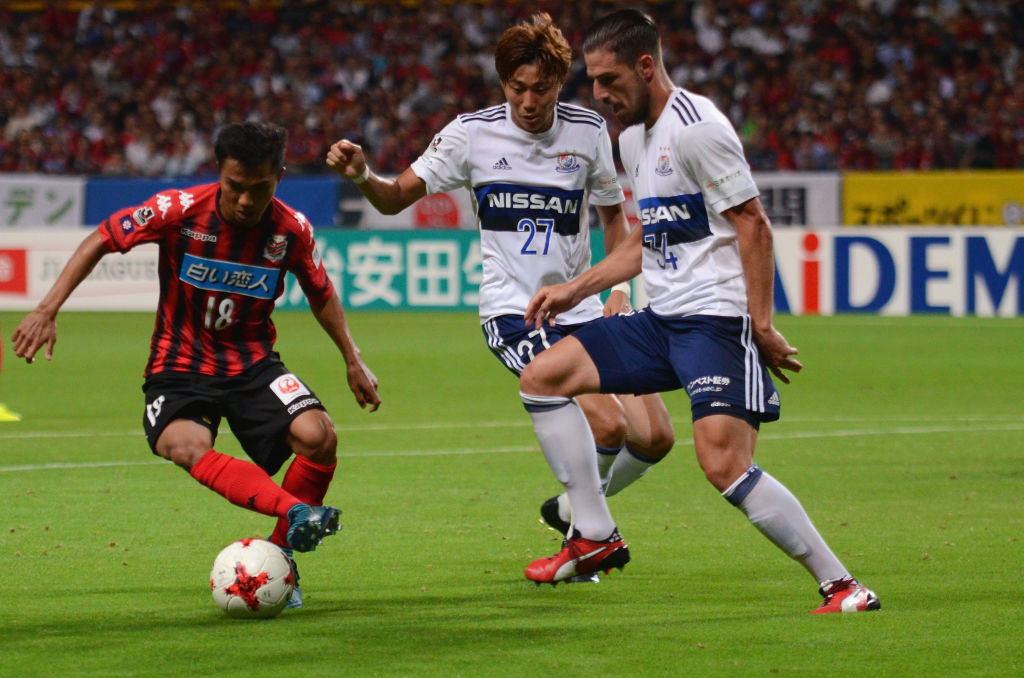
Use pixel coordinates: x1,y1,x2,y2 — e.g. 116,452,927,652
352,165,370,184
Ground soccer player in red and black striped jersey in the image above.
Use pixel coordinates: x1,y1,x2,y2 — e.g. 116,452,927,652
12,122,381,608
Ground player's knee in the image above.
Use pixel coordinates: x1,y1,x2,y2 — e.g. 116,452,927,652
520,359,560,396
154,420,212,470
587,404,627,448
647,422,676,457
696,453,737,490
289,410,337,465
695,439,752,491
156,439,209,470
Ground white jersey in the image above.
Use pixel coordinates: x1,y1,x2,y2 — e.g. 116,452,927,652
618,88,760,318
411,102,625,324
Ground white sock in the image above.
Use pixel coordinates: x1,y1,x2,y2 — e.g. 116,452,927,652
724,464,850,586
554,446,620,525
595,444,618,484
521,392,615,540
605,445,657,497
555,492,572,525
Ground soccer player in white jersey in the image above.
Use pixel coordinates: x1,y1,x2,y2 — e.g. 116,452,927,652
325,13,674,576
521,9,880,613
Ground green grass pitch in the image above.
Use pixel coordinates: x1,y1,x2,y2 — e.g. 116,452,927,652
1,310,1022,677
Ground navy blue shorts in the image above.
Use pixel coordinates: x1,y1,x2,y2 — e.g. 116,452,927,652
572,309,780,425
481,315,588,376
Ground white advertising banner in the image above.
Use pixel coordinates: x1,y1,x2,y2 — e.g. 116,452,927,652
752,171,841,226
0,229,158,311
0,175,86,227
773,227,1022,316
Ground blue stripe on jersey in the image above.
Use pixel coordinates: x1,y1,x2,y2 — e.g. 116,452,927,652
637,193,712,245
556,104,603,128
679,92,702,119
671,92,702,126
460,105,505,124
179,253,281,299
475,183,585,235
671,101,695,125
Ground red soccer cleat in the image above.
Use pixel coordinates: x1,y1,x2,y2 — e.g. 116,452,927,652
811,577,881,614
525,528,630,584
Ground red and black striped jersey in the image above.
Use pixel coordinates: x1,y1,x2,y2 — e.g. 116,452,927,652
97,182,334,378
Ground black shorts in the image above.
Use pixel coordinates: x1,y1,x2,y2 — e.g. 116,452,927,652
142,354,326,475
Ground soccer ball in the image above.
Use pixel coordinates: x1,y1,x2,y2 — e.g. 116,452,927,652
210,538,295,619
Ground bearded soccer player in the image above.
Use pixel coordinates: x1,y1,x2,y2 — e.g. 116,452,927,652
520,9,880,613
12,122,381,608
326,13,674,581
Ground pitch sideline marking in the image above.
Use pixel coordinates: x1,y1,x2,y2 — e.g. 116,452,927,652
1,421,1021,473
0,412,1020,441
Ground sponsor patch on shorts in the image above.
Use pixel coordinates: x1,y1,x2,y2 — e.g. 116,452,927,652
287,397,320,415
269,373,311,405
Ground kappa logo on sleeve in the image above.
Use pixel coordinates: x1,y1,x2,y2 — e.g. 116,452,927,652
269,374,311,405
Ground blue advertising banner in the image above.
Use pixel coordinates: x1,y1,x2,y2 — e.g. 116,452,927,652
277,229,609,312
84,175,340,227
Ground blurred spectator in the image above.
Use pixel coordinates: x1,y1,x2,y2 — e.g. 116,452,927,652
0,0,1021,177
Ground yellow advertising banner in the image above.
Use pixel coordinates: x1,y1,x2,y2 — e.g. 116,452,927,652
843,171,1023,226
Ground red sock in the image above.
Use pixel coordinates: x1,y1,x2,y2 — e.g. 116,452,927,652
269,455,337,547
189,450,301,519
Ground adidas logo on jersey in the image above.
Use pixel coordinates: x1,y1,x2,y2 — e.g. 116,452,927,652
768,392,780,406
492,157,512,170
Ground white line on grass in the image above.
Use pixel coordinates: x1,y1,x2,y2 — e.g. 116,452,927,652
1,421,1021,473
0,413,1020,442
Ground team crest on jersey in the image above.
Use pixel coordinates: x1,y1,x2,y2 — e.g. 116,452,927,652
263,234,288,263
132,206,154,227
431,136,443,152
555,152,581,173
655,151,674,176
120,216,134,234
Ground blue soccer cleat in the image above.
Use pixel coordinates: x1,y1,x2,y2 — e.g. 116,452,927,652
286,504,341,553
274,544,304,609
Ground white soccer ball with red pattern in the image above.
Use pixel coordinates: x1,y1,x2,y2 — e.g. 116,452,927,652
210,539,294,619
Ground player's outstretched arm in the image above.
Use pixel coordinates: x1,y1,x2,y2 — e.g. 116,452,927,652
11,231,108,364
326,139,427,216
727,196,803,383
525,227,644,329
309,293,381,412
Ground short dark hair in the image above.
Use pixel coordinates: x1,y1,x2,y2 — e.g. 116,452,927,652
494,12,572,84
213,122,288,171
582,8,662,67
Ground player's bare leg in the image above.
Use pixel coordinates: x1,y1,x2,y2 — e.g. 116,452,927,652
695,413,879,613
607,392,674,495
157,418,338,553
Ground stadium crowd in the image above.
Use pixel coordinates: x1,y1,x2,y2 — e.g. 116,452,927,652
1,0,1021,177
